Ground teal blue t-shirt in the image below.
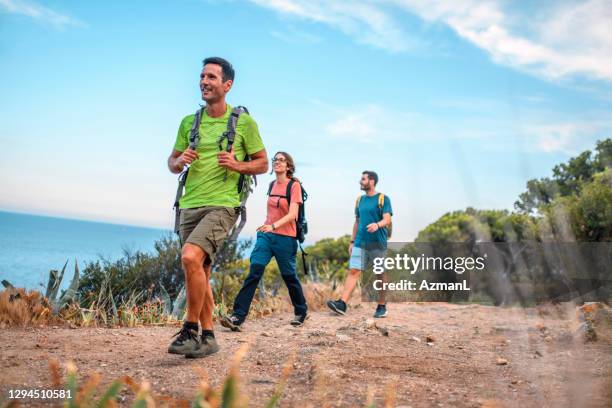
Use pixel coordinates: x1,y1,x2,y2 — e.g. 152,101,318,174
354,193,393,249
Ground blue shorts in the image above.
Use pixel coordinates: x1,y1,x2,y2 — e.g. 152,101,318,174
349,246,386,271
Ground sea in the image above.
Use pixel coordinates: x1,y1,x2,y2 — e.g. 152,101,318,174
0,211,172,292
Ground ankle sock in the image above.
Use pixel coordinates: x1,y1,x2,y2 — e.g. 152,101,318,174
184,321,199,331
202,329,215,339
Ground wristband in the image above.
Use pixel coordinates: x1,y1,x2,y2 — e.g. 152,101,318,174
272,223,276,230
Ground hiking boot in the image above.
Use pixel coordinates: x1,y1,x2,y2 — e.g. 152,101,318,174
327,299,347,315
185,336,220,359
373,304,387,318
290,313,309,326
168,326,200,355
220,315,243,332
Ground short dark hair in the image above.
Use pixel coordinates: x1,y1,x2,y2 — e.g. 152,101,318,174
202,57,235,82
362,170,379,185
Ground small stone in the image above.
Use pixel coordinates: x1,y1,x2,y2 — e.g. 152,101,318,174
544,336,552,342
496,357,508,365
365,318,376,329
410,336,421,343
426,335,435,343
336,334,350,342
377,326,389,336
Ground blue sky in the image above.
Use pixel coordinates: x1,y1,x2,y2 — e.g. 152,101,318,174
1,0,611,242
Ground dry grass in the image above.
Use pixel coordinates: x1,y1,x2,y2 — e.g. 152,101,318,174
0,288,58,327
0,281,338,329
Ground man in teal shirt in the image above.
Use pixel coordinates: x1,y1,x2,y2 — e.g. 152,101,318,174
167,57,268,358
327,171,393,318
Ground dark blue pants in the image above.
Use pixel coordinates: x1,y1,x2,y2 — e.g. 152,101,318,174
233,232,308,320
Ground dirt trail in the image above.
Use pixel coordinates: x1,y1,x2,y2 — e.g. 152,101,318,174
1,302,611,407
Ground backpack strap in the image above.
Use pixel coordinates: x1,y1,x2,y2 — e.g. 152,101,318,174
377,193,386,221
355,195,363,218
219,106,249,151
174,106,205,238
188,106,205,150
267,180,275,196
286,179,295,204
218,106,250,182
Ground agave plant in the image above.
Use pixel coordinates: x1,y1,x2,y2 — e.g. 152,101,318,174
159,283,186,319
45,259,80,314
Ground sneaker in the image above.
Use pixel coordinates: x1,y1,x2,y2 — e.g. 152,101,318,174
220,315,243,332
185,336,220,359
290,313,309,326
167,326,200,355
373,304,387,318
326,299,347,315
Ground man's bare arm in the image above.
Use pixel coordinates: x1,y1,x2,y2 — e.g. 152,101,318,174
167,148,198,174
378,213,392,228
217,148,269,175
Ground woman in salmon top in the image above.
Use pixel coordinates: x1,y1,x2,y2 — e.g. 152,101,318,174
221,151,308,330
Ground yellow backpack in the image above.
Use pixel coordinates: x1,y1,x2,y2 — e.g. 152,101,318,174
355,193,392,238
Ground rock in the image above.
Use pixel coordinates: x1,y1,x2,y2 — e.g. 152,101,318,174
496,357,508,365
535,323,547,332
426,335,435,343
575,321,597,342
410,336,421,343
378,326,389,337
308,329,326,337
336,334,350,342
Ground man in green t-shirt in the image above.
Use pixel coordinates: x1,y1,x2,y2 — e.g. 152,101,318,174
167,57,268,358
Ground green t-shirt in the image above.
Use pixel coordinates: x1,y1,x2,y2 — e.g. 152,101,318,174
173,104,265,209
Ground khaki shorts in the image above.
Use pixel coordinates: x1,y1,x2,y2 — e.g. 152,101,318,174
179,206,238,265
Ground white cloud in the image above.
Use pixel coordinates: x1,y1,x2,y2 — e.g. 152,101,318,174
249,0,612,82
523,120,612,155
251,0,413,52
269,26,322,44
0,0,86,29
322,104,435,144
396,0,612,82
319,100,611,155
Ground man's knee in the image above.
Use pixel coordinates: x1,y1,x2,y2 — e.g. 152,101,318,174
349,268,362,278
182,244,207,270
203,264,212,280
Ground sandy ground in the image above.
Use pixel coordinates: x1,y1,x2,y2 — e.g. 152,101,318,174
1,302,611,407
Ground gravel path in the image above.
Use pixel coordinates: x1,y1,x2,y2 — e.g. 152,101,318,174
1,302,610,407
